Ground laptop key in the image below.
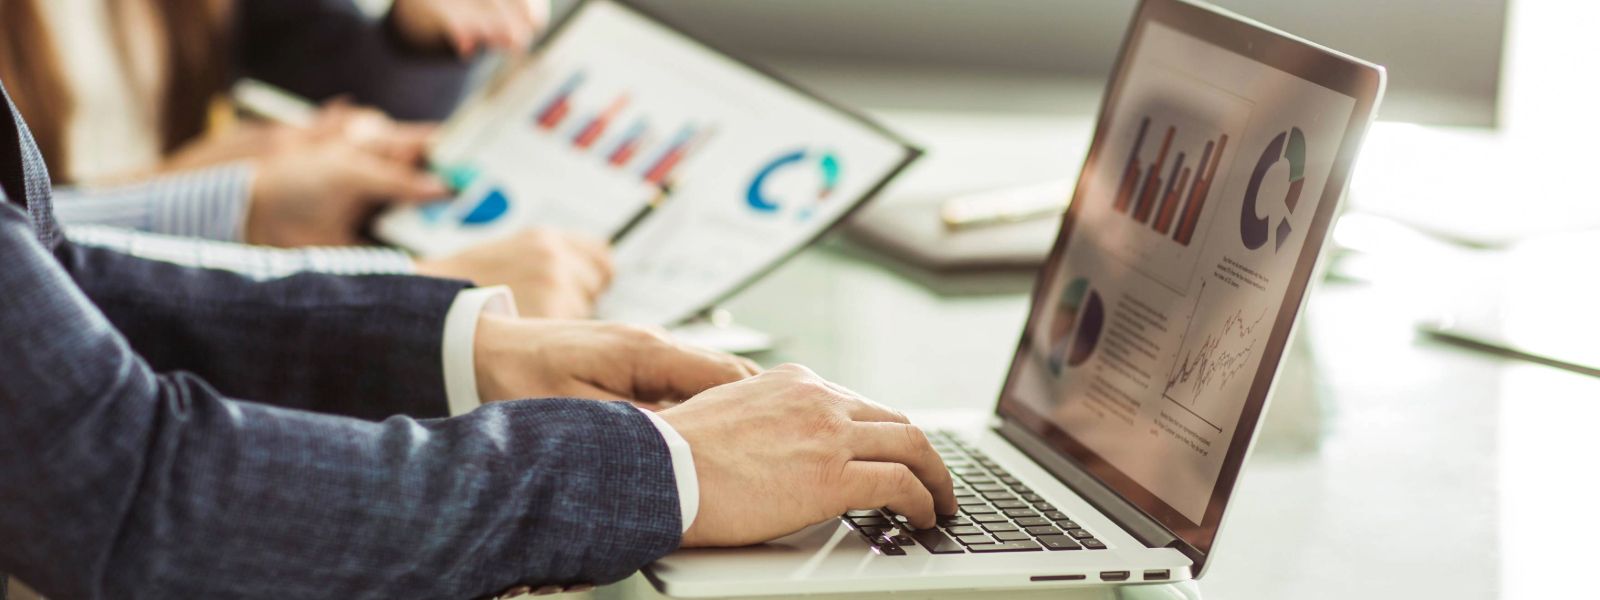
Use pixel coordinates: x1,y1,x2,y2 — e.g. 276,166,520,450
969,541,1042,553
1043,511,1073,521
846,510,882,518
962,505,997,515
1066,528,1094,539
981,491,1017,501
1080,538,1107,550
1036,535,1082,551
937,516,972,527
1020,493,1045,503
1002,508,1039,519
992,500,1029,510
955,534,995,546
981,521,1019,532
971,513,1009,523
958,498,989,507
1014,517,1052,527
945,526,985,536
909,528,967,554
970,483,1007,492
1024,525,1060,536
993,531,1031,542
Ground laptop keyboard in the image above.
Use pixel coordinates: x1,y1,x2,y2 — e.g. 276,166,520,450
837,430,1106,556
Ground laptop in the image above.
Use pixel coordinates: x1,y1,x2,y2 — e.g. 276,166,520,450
646,0,1385,594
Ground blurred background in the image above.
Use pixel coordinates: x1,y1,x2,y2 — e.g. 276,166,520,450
623,0,1507,126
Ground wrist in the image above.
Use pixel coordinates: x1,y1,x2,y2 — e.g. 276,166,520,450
472,312,519,402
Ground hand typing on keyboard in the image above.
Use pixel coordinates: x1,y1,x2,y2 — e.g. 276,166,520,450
661,364,957,547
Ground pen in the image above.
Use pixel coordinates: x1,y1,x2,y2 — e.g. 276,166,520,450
610,184,672,245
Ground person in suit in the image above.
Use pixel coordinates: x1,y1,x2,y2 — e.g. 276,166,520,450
0,78,956,599
1,0,609,319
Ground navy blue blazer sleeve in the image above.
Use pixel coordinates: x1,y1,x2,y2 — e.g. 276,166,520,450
233,0,474,120
56,242,469,421
0,199,684,599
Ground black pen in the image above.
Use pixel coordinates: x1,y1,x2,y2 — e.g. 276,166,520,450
610,183,672,245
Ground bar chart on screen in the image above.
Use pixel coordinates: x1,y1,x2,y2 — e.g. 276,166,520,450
1112,116,1229,247
1090,66,1251,296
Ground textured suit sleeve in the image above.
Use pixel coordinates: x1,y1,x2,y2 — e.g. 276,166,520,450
55,239,468,421
0,201,683,599
233,0,474,120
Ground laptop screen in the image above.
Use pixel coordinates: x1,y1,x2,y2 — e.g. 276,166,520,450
996,0,1380,558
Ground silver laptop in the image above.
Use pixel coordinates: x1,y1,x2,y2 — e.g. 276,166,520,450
646,0,1385,594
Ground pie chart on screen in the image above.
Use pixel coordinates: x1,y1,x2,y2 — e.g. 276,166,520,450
1067,290,1105,368
1046,278,1106,375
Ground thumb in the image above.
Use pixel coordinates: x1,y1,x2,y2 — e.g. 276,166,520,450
631,340,754,403
334,150,452,204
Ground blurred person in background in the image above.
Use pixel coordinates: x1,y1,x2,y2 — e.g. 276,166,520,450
0,0,606,318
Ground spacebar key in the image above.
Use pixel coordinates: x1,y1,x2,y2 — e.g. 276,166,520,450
909,529,967,554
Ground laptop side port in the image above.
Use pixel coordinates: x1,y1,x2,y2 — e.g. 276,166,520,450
1029,574,1086,582
1143,569,1171,581
1099,571,1130,582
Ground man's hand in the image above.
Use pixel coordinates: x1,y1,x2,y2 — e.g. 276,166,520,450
391,0,552,56
661,365,958,547
415,229,612,319
473,315,760,405
246,138,449,247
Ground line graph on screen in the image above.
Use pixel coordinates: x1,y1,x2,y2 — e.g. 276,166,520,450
1161,281,1268,432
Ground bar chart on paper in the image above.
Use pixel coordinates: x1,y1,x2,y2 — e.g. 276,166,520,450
530,69,719,189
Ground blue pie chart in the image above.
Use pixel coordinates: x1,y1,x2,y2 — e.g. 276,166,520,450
460,188,510,226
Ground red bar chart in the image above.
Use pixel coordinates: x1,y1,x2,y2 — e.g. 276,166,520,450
1110,116,1227,247
529,69,715,187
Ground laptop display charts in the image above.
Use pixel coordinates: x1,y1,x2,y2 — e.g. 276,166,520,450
646,0,1385,595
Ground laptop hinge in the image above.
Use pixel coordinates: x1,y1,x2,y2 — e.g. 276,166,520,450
994,419,1201,564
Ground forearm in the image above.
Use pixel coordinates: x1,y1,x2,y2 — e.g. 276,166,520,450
1,206,682,597
234,0,473,120
66,224,417,278
51,164,253,241
58,242,465,420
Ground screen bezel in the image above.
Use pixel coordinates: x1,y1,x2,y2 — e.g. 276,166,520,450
522,0,924,325
993,0,1384,571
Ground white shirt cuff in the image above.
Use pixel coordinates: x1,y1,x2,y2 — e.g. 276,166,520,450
636,408,698,533
441,286,519,417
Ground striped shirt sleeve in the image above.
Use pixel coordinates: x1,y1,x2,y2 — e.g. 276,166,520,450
52,163,255,242
65,225,416,280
